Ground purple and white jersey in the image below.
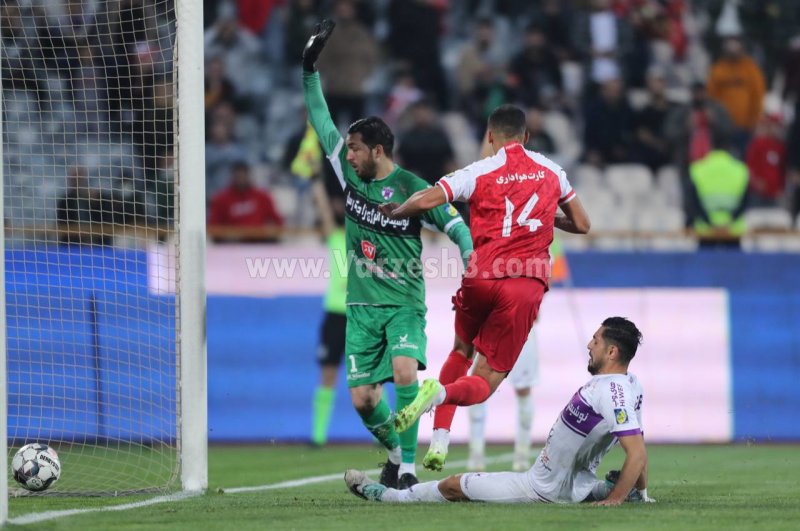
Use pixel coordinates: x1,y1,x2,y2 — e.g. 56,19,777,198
529,373,643,503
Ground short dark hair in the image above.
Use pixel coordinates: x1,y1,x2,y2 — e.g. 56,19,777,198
348,117,394,158
601,317,642,364
231,160,250,172
488,104,527,138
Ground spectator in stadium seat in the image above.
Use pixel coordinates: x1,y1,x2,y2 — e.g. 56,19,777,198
582,77,635,167
204,56,241,112
111,171,148,226
135,75,174,178
397,100,457,186
208,161,284,241
205,104,250,198
384,65,425,129
316,0,378,128
572,0,634,85
631,67,673,172
665,82,734,225
56,167,113,246
745,114,786,207
507,22,563,109
455,17,508,134
1,1,48,110
204,2,263,105
707,36,766,156
538,0,576,62
387,0,448,109
524,107,556,157
284,0,322,72
688,132,749,249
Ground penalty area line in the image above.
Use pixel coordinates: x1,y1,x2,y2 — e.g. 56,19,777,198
9,453,515,525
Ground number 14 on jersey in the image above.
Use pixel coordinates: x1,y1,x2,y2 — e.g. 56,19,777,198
502,192,543,237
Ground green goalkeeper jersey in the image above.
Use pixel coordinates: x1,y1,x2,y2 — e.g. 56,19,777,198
303,72,473,311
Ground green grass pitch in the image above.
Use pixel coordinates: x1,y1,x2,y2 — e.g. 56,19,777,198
7,443,800,530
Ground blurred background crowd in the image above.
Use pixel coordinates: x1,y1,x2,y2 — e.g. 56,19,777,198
3,0,800,250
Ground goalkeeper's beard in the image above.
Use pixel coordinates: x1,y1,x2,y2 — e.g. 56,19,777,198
354,155,378,182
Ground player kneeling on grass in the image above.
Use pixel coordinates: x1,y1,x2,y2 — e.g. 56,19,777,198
345,318,656,506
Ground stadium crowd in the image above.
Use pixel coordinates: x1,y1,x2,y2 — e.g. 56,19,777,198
205,0,800,248
2,0,800,248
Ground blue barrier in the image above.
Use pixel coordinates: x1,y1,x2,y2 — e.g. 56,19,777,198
5,248,799,442
566,252,800,441
6,247,176,443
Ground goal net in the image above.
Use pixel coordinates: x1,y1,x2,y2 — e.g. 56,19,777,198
1,0,206,500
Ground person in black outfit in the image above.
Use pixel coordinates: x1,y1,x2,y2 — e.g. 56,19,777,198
56,167,113,246
397,100,456,186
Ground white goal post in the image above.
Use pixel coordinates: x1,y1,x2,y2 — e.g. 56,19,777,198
0,0,206,516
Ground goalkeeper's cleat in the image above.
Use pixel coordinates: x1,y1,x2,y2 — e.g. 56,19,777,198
466,453,485,472
397,473,419,489
345,469,386,502
378,460,400,488
423,441,448,472
395,379,443,433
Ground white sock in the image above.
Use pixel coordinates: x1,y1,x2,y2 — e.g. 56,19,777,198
468,402,486,459
399,462,416,476
514,393,533,458
430,428,450,451
388,446,402,465
434,385,446,407
381,480,447,503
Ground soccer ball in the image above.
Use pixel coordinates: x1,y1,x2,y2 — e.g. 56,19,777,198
11,443,61,492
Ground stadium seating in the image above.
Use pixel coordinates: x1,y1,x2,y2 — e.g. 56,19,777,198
745,208,794,231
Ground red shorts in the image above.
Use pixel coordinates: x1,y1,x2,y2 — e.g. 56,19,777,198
452,276,546,373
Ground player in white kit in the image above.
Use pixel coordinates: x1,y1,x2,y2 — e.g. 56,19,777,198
345,317,655,506
467,326,539,472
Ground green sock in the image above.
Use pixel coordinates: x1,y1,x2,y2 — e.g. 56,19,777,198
395,381,420,464
359,396,400,451
312,386,335,445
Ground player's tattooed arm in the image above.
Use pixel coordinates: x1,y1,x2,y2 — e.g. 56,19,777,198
379,186,447,220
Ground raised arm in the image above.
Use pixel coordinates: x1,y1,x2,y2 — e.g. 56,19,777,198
301,21,347,171
594,434,647,506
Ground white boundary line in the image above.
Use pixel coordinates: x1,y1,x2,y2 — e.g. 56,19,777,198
9,453,515,525
9,491,200,526
224,452,514,494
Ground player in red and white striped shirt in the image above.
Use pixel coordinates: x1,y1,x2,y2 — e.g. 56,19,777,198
379,105,590,471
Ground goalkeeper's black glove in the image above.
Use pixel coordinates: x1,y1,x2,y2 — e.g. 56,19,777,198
302,19,336,73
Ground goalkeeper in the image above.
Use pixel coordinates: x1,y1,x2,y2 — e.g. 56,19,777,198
301,21,473,489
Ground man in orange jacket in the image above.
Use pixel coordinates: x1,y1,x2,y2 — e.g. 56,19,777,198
707,36,766,156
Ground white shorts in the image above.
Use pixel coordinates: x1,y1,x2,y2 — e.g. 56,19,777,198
508,327,539,389
459,471,548,504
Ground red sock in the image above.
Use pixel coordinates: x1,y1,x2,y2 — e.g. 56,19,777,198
442,375,491,407
433,352,472,430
